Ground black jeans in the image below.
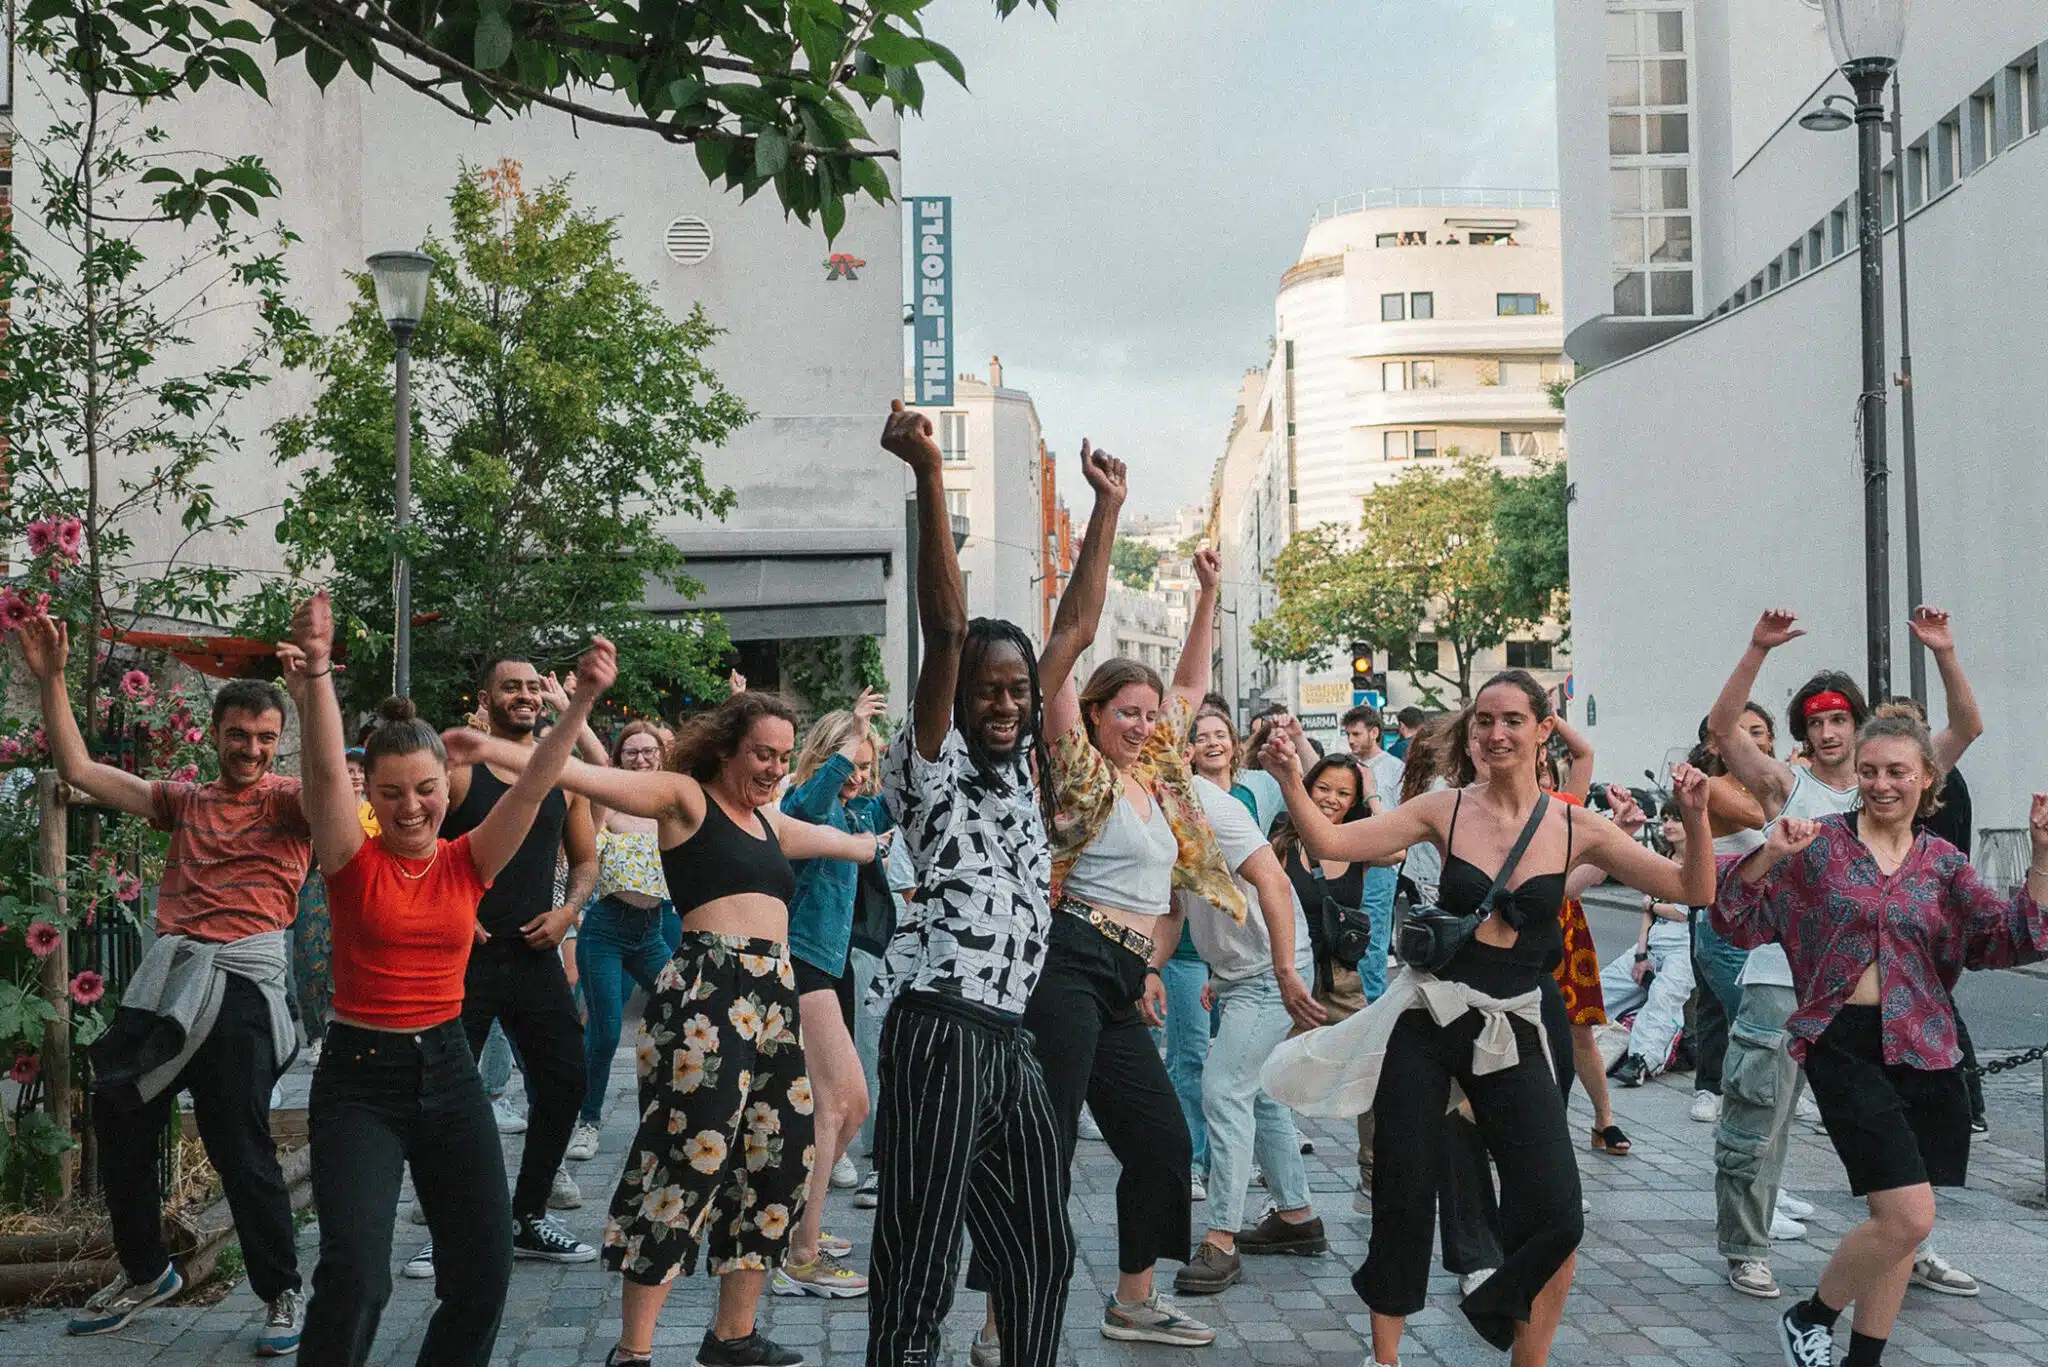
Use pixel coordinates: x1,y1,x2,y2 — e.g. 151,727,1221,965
96,975,300,1302
968,912,1192,1288
302,1021,511,1367
461,938,585,1218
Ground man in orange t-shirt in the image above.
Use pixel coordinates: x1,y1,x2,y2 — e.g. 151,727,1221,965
19,616,311,1352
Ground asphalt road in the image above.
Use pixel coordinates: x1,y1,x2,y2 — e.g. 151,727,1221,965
1583,885,2048,1169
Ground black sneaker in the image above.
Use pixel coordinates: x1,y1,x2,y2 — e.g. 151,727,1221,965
513,1213,598,1263
606,1349,653,1367
696,1329,805,1367
1612,1053,1649,1088
1778,1304,1835,1367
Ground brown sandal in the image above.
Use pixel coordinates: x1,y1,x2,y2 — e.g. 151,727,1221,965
1590,1124,1632,1156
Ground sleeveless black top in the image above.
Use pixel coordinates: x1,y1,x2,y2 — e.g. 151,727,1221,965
1436,792,1572,992
663,797,797,915
441,760,568,939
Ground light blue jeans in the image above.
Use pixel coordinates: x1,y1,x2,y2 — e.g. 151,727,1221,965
848,946,883,1157
480,1020,526,1101
1201,955,1313,1232
1353,866,1399,1002
1160,954,1212,1175
574,898,674,1126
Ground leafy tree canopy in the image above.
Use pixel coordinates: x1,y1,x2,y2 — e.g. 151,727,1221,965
20,0,1056,231
1110,537,1161,591
242,161,749,722
1494,460,1571,630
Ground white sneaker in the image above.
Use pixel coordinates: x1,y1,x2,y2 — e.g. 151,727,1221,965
402,1239,435,1279
1190,1172,1207,1202
853,1169,879,1210
968,1328,1001,1367
1352,1181,1371,1215
1769,1210,1807,1242
1795,1091,1821,1124
1911,1249,1980,1296
1458,1267,1495,1297
565,1121,602,1162
548,1164,583,1210
1077,1107,1104,1142
1776,1191,1816,1220
491,1096,527,1134
1727,1258,1779,1298
1689,1090,1721,1123
303,1039,323,1069
830,1155,859,1189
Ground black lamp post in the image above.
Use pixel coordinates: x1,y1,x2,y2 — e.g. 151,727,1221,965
365,250,435,698
1820,0,1909,704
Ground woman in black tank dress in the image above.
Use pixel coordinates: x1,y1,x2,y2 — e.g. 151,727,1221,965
454,692,879,1367
1259,672,1715,1367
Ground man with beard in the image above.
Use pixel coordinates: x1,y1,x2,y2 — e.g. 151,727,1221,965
408,656,600,1274
864,401,1078,1367
20,617,309,1354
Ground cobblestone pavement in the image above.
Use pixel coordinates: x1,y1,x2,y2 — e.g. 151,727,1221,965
6,1037,2047,1366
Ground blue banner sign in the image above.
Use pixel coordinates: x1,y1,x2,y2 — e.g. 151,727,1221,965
911,197,953,406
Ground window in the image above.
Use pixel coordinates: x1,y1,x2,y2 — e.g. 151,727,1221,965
1500,431,1538,459
939,411,969,464
1410,641,1441,672
1881,165,1898,227
1970,85,1998,168
1469,230,1515,245
1608,3,1697,320
1830,205,1848,257
1506,640,1554,670
1907,139,1930,209
1413,429,1438,460
1807,225,1825,266
1936,112,1962,189
1382,361,1408,392
1497,293,1543,316
1381,293,1406,322
1410,291,1434,319
945,489,970,521
1411,359,1436,389
1383,431,1410,461
2019,54,2043,137
1376,233,1400,247
1767,261,1781,291
1785,243,1802,280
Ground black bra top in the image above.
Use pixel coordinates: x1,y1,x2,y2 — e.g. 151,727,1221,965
1437,792,1572,969
662,797,797,915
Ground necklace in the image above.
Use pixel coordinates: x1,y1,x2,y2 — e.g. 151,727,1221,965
391,842,441,880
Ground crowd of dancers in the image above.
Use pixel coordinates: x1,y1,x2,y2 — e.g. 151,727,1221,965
16,400,2045,1367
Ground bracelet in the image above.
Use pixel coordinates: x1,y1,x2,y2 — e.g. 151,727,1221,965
305,664,333,678
2030,865,2048,878
1146,966,1162,977
1633,952,1650,962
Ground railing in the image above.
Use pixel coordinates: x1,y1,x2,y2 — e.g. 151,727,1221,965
1310,186,1560,224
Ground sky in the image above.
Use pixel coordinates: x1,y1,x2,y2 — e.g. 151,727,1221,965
899,0,1561,520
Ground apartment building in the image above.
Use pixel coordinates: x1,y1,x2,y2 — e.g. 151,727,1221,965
1555,0,2048,827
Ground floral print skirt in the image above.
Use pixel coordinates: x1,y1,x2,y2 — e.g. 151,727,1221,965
1551,897,1608,1027
603,932,814,1285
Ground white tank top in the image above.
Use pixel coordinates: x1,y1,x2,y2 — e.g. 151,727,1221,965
1738,768,1859,988
1063,793,1178,914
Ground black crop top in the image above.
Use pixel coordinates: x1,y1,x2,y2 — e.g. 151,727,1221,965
662,797,798,915
1436,792,1572,986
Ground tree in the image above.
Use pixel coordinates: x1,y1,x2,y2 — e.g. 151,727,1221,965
242,162,749,722
1494,460,1571,630
1253,454,1546,703
1110,537,1161,591
24,0,1055,230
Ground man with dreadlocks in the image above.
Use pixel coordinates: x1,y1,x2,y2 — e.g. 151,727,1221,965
864,401,1078,1367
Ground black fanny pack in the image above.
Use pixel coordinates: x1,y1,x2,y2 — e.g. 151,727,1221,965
1393,794,1549,974
1307,865,1373,970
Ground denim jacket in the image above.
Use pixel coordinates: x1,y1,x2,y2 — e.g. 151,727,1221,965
783,752,893,976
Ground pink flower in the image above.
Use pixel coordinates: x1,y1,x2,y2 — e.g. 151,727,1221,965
25,922,62,958
28,728,46,753
184,727,204,745
115,872,142,903
23,520,56,557
0,591,32,634
68,971,105,1007
169,764,199,783
56,517,84,559
120,670,153,700
9,1053,39,1085
46,565,61,586
0,738,20,764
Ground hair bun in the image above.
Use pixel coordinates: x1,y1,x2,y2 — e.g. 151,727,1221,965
377,696,419,723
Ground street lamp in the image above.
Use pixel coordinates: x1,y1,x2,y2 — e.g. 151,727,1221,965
1819,0,1909,704
365,250,435,698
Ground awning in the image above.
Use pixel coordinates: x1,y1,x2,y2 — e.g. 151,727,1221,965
100,628,279,680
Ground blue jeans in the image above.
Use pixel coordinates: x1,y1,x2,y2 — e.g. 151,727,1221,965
1159,955,1211,1175
1692,918,1747,1018
479,1021,529,1102
573,898,674,1126
1201,958,1312,1232
1354,866,1399,1002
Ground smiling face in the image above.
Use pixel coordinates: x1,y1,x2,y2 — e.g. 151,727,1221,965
1468,681,1553,781
964,640,1033,758
346,757,366,800
1308,762,1361,823
484,660,545,738
1088,682,1161,770
840,737,877,802
1187,714,1236,781
717,717,797,809
618,732,663,772
211,704,285,790
1856,734,1934,828
367,750,450,855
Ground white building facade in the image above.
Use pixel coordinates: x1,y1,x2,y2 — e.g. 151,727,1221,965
1555,0,2048,831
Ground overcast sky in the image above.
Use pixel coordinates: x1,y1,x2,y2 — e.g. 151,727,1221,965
899,0,1560,520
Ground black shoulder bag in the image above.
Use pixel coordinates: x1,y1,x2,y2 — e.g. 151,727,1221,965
1306,863,1374,970
1393,794,1550,975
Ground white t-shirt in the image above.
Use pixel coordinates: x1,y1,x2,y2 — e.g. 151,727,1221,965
1362,749,1405,811
1180,777,1313,983
1736,767,1859,989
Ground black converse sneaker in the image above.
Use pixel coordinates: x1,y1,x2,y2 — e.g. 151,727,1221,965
513,1213,598,1263
1778,1304,1835,1367
695,1328,805,1367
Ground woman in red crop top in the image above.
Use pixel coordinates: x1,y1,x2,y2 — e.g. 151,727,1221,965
276,592,613,1367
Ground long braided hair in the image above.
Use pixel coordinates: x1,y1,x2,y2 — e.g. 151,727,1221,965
955,617,1056,830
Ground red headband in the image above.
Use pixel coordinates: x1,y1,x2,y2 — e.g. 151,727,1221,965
1803,690,1853,720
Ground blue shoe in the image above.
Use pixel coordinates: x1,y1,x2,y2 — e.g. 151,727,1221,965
257,1287,305,1356
67,1264,184,1335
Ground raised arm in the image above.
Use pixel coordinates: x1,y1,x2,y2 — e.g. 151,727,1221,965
1955,794,2048,971
1709,816,1820,947
443,732,701,827
466,640,615,884
538,671,609,766
881,402,966,761
1169,549,1220,711
1907,608,1984,772
1261,722,1438,866
1706,775,1767,836
277,593,365,875
1039,442,1128,740
1576,764,1715,906
16,616,155,817
1708,611,1802,816
783,690,883,822
1552,714,1594,802
763,805,880,864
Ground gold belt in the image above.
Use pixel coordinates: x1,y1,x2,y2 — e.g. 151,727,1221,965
1055,895,1155,961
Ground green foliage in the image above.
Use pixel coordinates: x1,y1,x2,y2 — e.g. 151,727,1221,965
31,0,1056,229
779,636,888,721
245,163,749,724
1110,537,1161,591
1254,454,1555,703
1494,461,1572,631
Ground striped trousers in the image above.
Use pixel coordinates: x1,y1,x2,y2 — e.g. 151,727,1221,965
866,994,1074,1367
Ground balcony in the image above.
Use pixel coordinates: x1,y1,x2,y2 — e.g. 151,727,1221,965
1345,314,1562,357
1311,186,1560,225
1347,386,1563,428
950,513,970,549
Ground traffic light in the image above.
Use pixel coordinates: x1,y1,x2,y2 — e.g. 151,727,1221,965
1351,642,1373,690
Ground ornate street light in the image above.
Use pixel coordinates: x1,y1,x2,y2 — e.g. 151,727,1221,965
365,250,435,698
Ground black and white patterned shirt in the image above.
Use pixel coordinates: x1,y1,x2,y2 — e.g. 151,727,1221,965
875,724,1052,1018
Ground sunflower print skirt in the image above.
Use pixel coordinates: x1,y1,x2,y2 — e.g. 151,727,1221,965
1551,896,1609,1026
603,932,815,1285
